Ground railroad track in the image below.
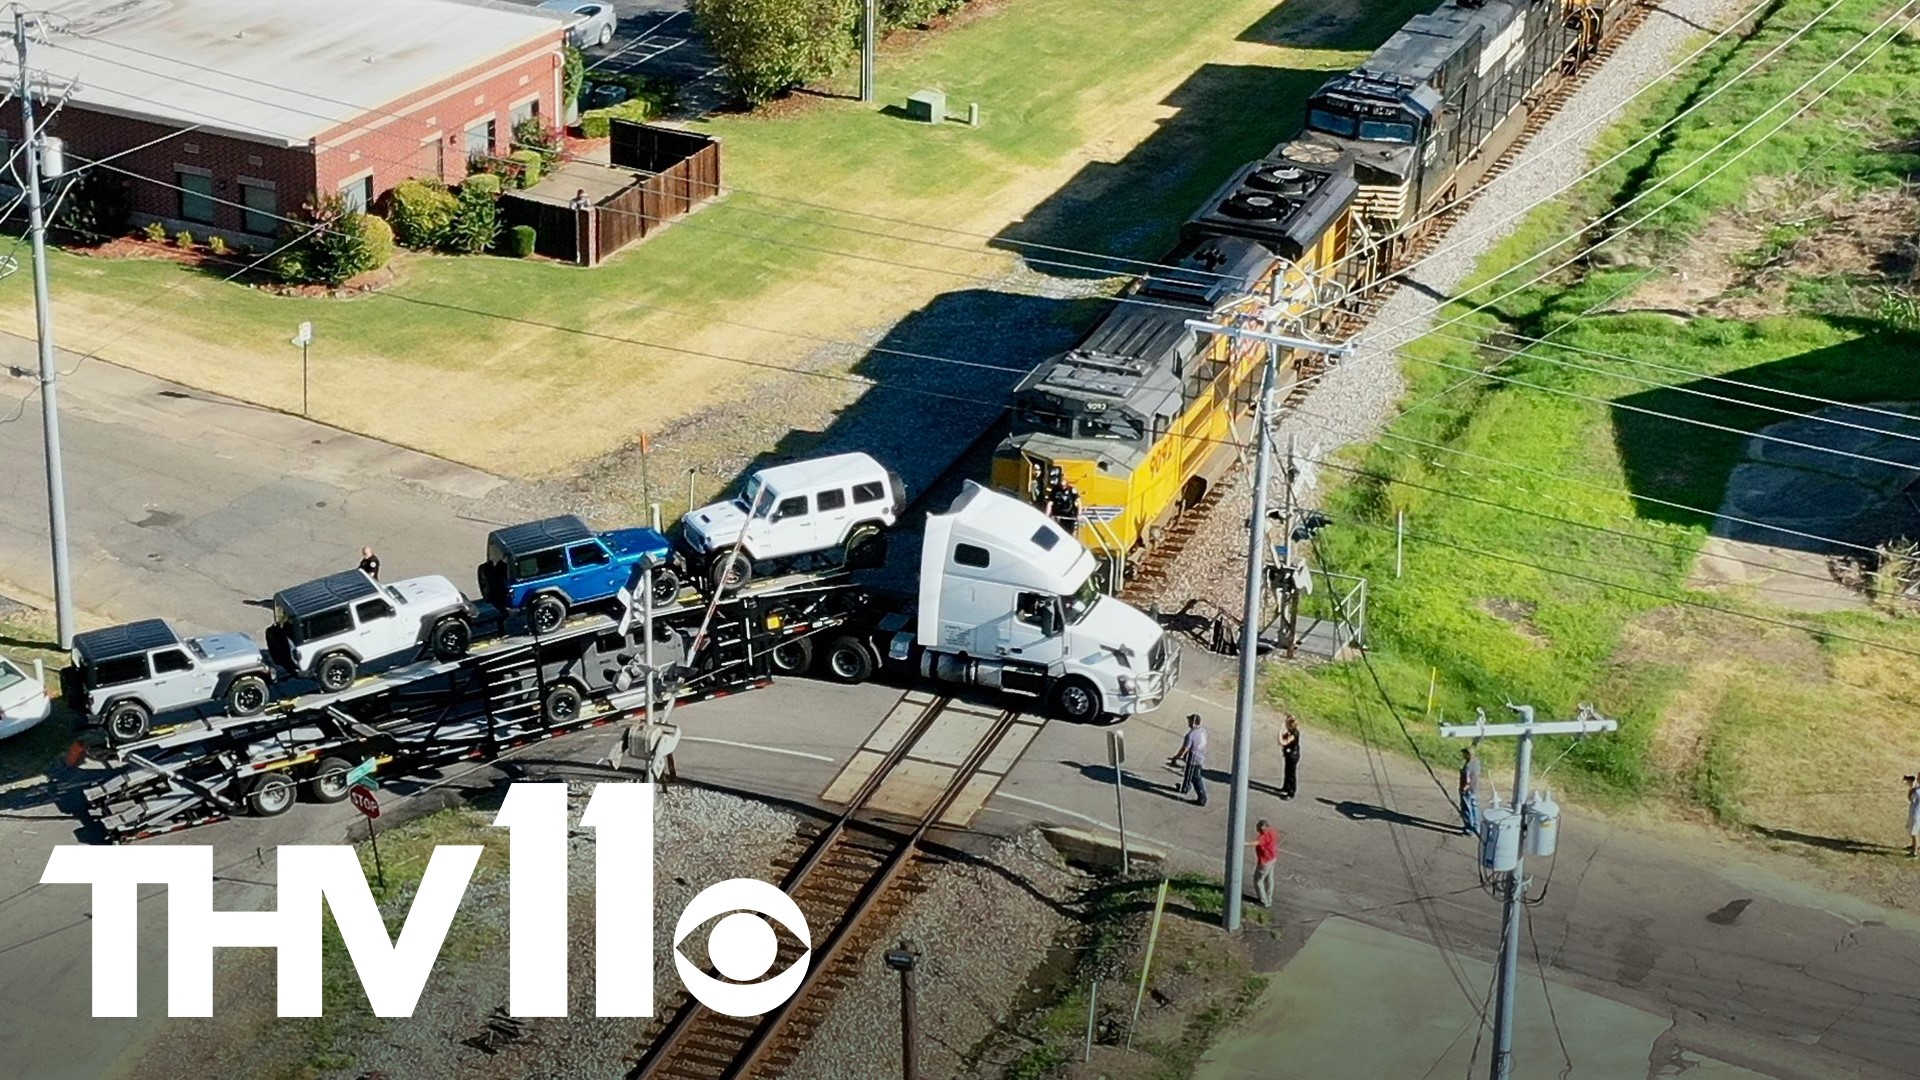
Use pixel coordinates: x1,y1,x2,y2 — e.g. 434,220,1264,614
629,693,1022,1080
1121,1,1658,604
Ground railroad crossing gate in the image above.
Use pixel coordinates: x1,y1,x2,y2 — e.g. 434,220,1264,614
821,691,1045,826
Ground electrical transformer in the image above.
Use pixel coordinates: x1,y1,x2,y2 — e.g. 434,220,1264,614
1479,802,1522,872
1525,790,1561,858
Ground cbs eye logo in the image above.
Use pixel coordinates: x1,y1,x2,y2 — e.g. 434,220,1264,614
673,879,813,1016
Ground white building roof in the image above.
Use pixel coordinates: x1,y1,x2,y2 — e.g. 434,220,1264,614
19,0,563,147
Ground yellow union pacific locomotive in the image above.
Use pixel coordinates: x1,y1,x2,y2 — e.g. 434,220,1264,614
992,0,1628,570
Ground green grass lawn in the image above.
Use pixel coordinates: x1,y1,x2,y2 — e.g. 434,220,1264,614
0,0,1428,474
1271,0,1920,856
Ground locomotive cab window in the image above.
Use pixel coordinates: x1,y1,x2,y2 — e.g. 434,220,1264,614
1079,413,1142,443
1307,107,1357,137
1358,118,1416,144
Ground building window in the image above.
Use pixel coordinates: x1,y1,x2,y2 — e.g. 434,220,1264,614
239,181,277,235
510,98,538,130
339,174,373,214
465,118,496,157
176,168,215,224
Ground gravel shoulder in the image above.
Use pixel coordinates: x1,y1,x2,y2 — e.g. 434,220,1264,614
1138,0,1764,614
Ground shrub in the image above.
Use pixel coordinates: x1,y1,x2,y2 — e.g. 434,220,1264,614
142,220,168,243
174,229,194,248
208,235,230,257
691,0,860,106
579,97,657,138
52,171,132,245
509,149,545,188
507,224,537,258
466,154,524,189
360,214,395,269
442,184,500,255
463,172,503,197
272,193,386,286
512,118,564,167
880,0,963,29
387,178,459,249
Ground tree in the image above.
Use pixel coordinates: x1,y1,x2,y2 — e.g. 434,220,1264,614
52,170,131,245
563,46,586,114
691,0,859,106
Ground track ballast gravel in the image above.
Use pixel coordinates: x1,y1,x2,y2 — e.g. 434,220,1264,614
1140,0,1764,614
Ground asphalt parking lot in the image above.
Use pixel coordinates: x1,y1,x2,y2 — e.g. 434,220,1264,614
481,0,721,93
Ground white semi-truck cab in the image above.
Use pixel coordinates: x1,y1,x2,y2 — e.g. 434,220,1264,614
878,481,1176,721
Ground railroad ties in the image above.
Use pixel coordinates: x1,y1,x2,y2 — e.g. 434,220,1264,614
1123,0,1658,608
629,692,1029,1080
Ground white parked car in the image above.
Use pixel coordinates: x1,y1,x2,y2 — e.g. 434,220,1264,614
265,570,477,693
0,654,52,740
536,0,617,49
680,453,904,590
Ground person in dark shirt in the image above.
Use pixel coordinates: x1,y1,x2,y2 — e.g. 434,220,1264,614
1278,714,1301,799
1459,747,1482,836
359,546,381,580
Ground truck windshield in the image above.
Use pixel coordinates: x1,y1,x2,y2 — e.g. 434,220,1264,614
1061,574,1102,625
737,476,766,515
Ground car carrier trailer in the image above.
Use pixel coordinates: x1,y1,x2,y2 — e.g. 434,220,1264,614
78,484,1179,842
81,576,864,842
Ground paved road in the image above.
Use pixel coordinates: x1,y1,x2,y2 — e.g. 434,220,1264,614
0,340,510,637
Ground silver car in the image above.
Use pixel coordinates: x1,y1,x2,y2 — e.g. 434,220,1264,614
536,0,617,49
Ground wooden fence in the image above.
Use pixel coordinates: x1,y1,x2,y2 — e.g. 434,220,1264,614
499,121,722,267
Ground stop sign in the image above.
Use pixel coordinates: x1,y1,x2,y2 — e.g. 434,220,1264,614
348,784,380,819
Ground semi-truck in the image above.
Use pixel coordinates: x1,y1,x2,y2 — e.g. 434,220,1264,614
77,483,1176,841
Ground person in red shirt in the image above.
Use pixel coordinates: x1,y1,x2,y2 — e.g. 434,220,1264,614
1248,819,1281,906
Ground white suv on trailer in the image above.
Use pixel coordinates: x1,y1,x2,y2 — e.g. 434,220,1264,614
681,452,904,590
265,569,477,692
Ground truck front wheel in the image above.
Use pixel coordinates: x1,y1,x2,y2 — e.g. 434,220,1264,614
1050,676,1102,723
822,635,873,683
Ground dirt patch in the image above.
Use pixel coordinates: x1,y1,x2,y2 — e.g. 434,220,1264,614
1479,596,1550,646
1608,179,1920,320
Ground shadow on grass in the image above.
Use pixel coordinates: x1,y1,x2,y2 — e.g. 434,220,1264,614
1748,823,1903,856
1611,331,1920,552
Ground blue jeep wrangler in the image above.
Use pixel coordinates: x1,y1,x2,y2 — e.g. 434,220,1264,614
478,515,681,634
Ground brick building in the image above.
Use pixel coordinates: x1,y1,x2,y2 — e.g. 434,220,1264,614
8,0,566,243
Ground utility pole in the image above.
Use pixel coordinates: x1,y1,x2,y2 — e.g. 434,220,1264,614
1441,703,1616,1080
1184,314,1350,933
1280,433,1299,659
14,8,75,648
860,0,876,104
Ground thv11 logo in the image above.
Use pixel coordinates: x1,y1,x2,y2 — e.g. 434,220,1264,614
40,782,810,1019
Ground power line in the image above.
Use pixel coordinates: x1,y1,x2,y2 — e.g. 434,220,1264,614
1365,0,1920,352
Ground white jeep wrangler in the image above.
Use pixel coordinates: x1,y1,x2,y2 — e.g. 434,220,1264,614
265,569,478,692
680,452,904,590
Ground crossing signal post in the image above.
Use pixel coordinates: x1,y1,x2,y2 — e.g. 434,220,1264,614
1442,703,1616,1080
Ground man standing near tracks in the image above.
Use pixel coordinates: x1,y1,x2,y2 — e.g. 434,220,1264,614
1169,712,1209,807
1459,746,1482,837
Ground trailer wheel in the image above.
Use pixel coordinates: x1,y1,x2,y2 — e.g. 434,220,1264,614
247,773,297,817
105,701,151,744
823,635,873,683
844,522,887,569
1050,676,1102,723
709,553,752,594
317,653,358,693
430,616,473,660
528,593,569,635
650,568,682,607
225,673,271,716
307,757,352,803
769,636,813,676
543,682,584,724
